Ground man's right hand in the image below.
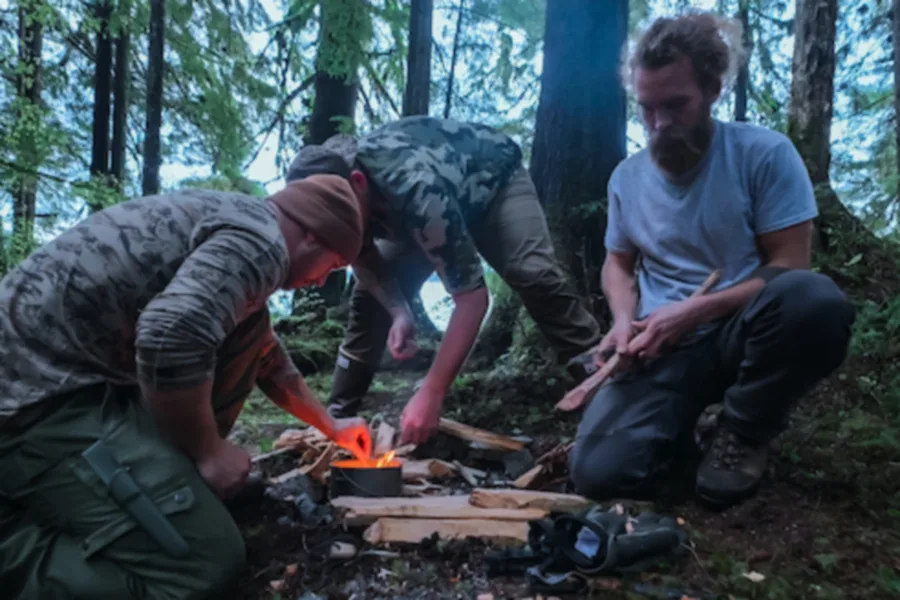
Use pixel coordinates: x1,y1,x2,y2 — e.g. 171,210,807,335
388,313,418,360
197,439,251,500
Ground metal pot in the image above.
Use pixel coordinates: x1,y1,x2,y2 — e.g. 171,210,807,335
330,459,403,498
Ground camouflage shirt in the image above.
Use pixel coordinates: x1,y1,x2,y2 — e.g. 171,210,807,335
355,116,523,294
0,189,297,428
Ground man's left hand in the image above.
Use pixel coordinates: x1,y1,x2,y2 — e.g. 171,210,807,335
399,382,445,445
627,298,703,361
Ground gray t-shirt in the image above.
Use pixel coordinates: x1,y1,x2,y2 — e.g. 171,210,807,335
605,120,818,320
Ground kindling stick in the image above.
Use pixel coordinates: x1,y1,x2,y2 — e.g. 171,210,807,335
555,269,722,412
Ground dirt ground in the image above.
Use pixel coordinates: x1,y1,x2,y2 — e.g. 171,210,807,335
229,359,900,600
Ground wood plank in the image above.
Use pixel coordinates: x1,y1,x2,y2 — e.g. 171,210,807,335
438,418,525,452
401,459,457,481
512,464,545,489
363,517,529,545
331,495,547,526
469,488,593,513
373,422,396,457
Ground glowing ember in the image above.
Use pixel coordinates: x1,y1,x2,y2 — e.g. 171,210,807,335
331,449,401,469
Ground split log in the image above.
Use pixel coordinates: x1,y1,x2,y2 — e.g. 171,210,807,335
373,422,396,457
470,488,593,513
401,459,457,481
452,460,484,486
438,418,525,453
273,427,328,451
300,442,338,484
363,517,529,545
512,464,545,489
332,495,547,526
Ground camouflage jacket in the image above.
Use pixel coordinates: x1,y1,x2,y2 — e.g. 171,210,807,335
0,190,299,429
355,116,523,295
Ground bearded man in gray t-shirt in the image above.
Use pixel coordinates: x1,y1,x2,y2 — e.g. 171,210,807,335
569,13,856,510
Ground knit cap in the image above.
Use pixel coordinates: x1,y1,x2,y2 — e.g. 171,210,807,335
268,174,364,263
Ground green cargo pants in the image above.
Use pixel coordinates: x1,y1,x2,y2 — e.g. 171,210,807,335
341,166,603,368
0,309,273,599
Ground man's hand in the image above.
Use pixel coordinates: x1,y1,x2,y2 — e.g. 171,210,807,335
627,298,702,361
590,320,636,372
399,382,445,445
332,417,373,461
387,313,418,360
197,439,251,500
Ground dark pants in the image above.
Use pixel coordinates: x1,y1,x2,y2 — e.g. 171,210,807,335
569,270,856,501
0,309,272,599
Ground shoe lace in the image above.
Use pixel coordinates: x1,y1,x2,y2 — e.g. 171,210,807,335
710,429,747,470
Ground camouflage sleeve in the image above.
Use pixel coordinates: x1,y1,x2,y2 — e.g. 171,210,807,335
403,171,485,296
256,325,299,384
134,228,288,391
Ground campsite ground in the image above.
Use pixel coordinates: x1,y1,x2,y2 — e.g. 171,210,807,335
229,353,900,600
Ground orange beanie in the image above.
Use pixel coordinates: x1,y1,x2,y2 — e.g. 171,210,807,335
269,174,364,263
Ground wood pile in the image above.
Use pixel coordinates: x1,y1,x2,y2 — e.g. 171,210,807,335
261,416,591,547
332,488,594,545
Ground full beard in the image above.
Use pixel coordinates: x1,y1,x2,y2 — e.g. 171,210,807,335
649,118,714,177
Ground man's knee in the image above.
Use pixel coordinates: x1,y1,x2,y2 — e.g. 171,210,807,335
765,269,856,367
569,430,660,501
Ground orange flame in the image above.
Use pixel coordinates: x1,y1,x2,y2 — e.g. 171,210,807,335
375,450,396,468
332,449,400,469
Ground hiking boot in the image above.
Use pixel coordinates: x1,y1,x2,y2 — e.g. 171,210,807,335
327,354,376,419
695,422,768,509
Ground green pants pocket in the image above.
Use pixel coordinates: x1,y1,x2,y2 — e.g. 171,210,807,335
69,441,195,560
78,483,196,560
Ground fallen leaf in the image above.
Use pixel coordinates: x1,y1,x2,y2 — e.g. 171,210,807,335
284,563,298,578
269,579,286,592
589,576,622,590
742,571,766,583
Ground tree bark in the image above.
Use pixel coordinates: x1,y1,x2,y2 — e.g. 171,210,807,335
111,0,130,191
893,0,900,200
443,0,464,119
734,0,751,122
529,0,628,303
142,0,165,196
403,0,432,117
90,0,113,184
788,0,880,261
295,0,368,312
13,0,43,253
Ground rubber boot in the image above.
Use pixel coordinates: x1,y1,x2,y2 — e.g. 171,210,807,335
327,354,377,418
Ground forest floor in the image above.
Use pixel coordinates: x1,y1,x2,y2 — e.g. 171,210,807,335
227,346,900,600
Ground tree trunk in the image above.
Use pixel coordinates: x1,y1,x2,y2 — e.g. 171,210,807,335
294,0,368,312
142,0,165,196
893,0,900,200
403,0,432,117
13,0,43,255
111,0,130,191
443,0,464,119
90,0,113,189
787,0,881,267
734,0,751,122
529,0,628,309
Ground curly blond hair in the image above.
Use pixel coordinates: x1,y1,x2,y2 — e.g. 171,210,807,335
620,11,747,92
